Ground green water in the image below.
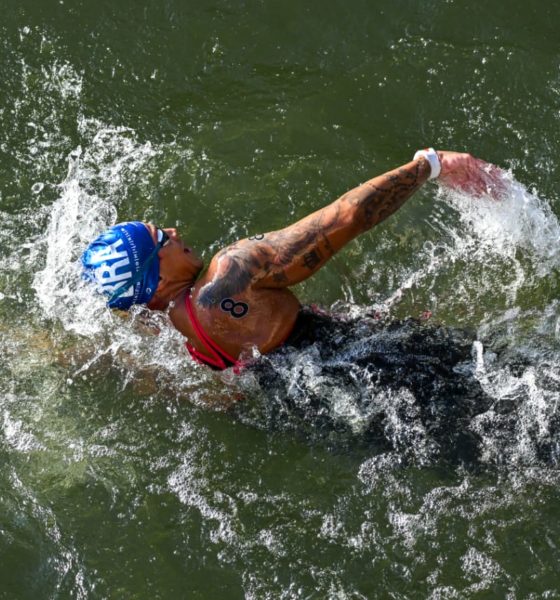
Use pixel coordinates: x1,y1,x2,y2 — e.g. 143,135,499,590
2,1,560,598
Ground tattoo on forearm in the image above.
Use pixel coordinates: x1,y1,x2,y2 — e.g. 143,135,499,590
272,270,289,283
348,162,425,230
303,249,322,270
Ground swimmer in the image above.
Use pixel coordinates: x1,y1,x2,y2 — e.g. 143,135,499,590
82,149,506,370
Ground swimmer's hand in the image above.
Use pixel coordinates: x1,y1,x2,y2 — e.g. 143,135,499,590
437,150,507,199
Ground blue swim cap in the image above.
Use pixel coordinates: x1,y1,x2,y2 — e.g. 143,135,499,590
81,221,160,310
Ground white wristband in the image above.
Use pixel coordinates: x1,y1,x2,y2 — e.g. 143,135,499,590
413,147,441,179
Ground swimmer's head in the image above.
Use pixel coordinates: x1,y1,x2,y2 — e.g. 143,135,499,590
81,221,163,310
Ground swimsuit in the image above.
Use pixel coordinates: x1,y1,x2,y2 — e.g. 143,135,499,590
251,309,493,465
184,290,241,370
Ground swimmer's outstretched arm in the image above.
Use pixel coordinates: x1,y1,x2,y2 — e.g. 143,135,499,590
201,151,501,300
207,155,434,291
253,156,432,287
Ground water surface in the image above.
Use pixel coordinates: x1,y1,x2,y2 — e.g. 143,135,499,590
2,1,560,597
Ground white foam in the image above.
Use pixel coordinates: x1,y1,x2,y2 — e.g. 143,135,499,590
444,177,560,275
382,176,560,313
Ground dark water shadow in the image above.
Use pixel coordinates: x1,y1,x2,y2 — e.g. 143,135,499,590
233,310,499,471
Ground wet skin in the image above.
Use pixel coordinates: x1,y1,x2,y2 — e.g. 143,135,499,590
143,152,504,362
144,226,303,359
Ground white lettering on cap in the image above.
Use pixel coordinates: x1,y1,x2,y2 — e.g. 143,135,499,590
89,239,128,264
90,239,134,298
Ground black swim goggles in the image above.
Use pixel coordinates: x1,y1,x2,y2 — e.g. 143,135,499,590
157,228,170,247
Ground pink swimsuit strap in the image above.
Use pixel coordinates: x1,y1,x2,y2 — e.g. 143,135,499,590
184,289,241,371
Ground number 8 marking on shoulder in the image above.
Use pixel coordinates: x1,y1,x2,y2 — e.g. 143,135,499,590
220,298,249,319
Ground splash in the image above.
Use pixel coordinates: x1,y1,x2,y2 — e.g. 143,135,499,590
232,176,560,473
32,146,115,331
443,176,560,276
8,28,560,475
381,174,560,316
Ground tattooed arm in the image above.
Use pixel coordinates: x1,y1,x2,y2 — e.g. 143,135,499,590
249,157,433,289
195,150,504,307
196,156,432,307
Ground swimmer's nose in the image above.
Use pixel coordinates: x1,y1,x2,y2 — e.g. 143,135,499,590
164,228,179,240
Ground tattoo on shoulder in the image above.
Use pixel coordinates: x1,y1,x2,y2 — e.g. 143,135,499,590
198,253,256,307
198,207,340,301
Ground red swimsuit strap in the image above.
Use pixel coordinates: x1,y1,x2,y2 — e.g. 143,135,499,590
184,289,240,370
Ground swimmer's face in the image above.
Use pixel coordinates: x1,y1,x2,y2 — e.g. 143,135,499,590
143,223,204,285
